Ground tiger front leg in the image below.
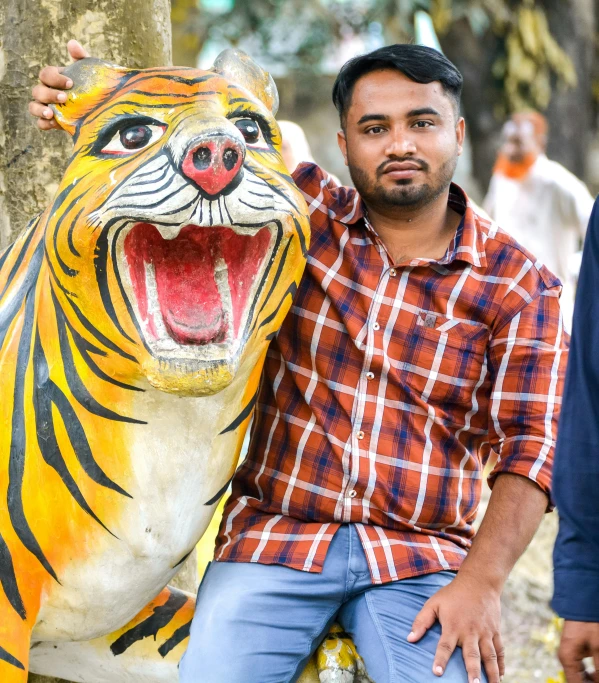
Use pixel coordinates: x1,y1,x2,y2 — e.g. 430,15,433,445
29,586,195,683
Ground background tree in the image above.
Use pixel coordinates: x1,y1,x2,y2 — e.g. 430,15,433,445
173,0,598,190
0,0,171,248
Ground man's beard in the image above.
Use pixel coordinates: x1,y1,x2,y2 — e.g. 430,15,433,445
348,154,458,212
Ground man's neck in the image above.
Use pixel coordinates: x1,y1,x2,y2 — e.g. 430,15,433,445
364,188,462,266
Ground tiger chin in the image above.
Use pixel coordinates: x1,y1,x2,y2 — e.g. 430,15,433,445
0,51,338,683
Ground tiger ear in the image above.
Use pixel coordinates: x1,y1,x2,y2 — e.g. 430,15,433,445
51,58,130,135
211,49,279,116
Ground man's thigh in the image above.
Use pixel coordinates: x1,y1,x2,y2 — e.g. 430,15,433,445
338,571,489,683
179,554,345,683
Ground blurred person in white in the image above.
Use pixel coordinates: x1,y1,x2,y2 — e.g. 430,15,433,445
484,111,594,330
279,119,341,184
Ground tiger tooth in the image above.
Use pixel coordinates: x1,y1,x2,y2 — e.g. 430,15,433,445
154,224,184,241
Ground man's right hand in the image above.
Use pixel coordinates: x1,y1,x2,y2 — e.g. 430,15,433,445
559,620,599,682
29,39,89,130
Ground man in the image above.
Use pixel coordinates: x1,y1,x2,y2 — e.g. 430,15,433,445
32,42,566,683
484,111,594,330
551,198,599,683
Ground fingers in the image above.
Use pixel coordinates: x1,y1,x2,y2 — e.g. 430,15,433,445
432,633,458,677
67,39,89,60
480,638,500,683
38,65,73,91
32,84,68,106
561,659,587,683
408,602,438,643
493,633,505,679
461,636,482,683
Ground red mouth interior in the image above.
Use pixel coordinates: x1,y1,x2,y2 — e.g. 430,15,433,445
124,223,272,345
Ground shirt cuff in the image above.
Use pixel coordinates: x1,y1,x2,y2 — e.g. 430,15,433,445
487,446,553,508
552,569,599,621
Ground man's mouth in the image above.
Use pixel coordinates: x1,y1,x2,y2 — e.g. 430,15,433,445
380,161,425,181
123,222,272,347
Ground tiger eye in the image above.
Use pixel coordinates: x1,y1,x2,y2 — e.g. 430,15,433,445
235,118,261,144
121,125,152,149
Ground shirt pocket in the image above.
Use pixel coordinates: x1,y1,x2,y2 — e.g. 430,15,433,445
394,311,490,407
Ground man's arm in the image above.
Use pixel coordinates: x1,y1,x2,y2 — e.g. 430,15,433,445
411,272,566,683
409,474,547,683
552,198,599,682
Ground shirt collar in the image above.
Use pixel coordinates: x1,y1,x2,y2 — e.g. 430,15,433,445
338,182,487,268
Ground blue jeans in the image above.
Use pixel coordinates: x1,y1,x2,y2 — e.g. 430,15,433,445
179,525,488,683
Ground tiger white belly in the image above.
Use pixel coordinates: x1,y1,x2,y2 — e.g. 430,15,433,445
32,364,252,642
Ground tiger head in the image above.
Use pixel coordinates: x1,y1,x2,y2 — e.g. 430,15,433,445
46,52,309,396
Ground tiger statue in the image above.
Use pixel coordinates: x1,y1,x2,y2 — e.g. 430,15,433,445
0,49,359,683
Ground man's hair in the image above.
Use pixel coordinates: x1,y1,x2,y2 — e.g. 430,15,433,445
332,44,463,127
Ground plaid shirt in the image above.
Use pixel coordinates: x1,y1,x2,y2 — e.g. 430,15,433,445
216,162,567,584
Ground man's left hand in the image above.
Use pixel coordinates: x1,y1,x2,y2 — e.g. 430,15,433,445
408,572,504,683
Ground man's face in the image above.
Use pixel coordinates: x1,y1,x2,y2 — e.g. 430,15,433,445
499,119,542,163
337,69,464,211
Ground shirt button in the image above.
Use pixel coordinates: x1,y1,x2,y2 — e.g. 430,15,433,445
366,371,375,380
373,322,380,331
356,430,365,440
348,490,357,498
389,268,397,277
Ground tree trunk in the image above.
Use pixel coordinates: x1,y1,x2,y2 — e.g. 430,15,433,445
0,0,172,249
440,18,505,195
543,0,595,178
0,4,195,682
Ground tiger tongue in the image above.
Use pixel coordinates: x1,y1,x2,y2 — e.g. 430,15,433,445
153,228,228,345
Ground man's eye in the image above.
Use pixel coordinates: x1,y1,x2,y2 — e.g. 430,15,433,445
366,126,385,134
414,121,433,128
234,118,266,147
101,123,166,155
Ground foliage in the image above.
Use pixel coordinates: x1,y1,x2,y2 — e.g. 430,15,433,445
172,0,578,114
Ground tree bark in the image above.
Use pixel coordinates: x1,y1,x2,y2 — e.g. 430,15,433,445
0,0,172,249
543,0,595,179
440,18,505,195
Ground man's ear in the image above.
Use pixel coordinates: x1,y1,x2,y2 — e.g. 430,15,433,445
50,58,130,135
211,49,279,116
337,130,348,167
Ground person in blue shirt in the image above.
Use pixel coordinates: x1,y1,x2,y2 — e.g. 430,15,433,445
553,197,599,681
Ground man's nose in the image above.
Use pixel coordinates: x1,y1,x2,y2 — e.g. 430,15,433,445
181,134,244,196
386,132,417,156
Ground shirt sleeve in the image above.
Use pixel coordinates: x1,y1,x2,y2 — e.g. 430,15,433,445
552,199,599,621
486,283,567,500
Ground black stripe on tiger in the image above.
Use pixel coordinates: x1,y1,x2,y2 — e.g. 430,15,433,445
63,293,138,363
33,332,118,537
0,532,26,620
0,242,44,351
204,475,234,506
219,387,259,435
242,220,283,337
7,287,59,583
0,217,39,302
52,189,89,277
158,619,192,658
45,376,133,499
0,241,15,272
53,295,145,424
0,645,24,671
67,206,86,257
94,226,136,345
109,222,153,355
257,281,298,331
249,233,291,336
110,589,189,656
62,311,143,392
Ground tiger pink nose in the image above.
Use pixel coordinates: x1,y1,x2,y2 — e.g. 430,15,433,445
181,136,244,196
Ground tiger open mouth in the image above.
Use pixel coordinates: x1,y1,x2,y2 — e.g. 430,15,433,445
123,222,274,354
